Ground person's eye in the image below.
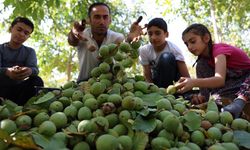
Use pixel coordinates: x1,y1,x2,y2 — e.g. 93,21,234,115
190,40,195,44
94,15,101,19
103,15,109,20
17,28,22,32
155,32,161,36
24,32,30,36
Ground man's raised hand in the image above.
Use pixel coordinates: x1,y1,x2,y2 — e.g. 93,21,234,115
127,16,147,43
71,19,88,41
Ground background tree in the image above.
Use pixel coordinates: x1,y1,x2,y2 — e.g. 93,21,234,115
0,0,145,87
161,0,250,53
1,0,249,87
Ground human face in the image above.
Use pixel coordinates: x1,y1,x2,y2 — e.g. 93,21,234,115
10,22,32,46
182,32,209,57
147,26,168,49
89,5,111,35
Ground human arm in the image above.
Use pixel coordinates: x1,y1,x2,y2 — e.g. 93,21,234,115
68,20,88,47
176,54,227,93
24,48,39,76
169,41,190,78
0,66,7,77
176,61,190,77
139,45,153,83
142,64,153,83
6,48,38,81
0,47,33,81
0,49,18,80
126,16,146,43
5,66,31,80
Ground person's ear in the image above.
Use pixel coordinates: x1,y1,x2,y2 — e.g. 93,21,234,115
203,33,210,43
165,31,169,38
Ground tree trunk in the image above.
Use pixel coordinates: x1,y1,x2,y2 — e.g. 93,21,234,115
209,0,221,42
66,53,73,81
66,50,77,81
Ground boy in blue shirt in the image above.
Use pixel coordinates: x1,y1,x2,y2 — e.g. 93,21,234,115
0,17,44,105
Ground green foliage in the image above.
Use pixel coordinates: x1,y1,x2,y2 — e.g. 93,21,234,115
159,0,250,53
183,111,201,131
1,0,250,88
0,0,145,87
233,130,250,149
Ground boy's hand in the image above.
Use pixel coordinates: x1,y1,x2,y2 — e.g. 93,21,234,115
6,66,20,80
17,67,32,80
6,66,32,80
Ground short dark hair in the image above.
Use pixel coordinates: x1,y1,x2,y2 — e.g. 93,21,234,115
88,2,111,17
11,17,34,33
147,18,168,32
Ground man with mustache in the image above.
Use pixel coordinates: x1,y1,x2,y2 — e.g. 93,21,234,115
68,2,143,82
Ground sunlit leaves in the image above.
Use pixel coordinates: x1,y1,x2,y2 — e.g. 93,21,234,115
0,0,142,86
159,0,250,53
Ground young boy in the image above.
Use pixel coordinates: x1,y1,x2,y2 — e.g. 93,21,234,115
0,16,44,105
139,18,190,88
